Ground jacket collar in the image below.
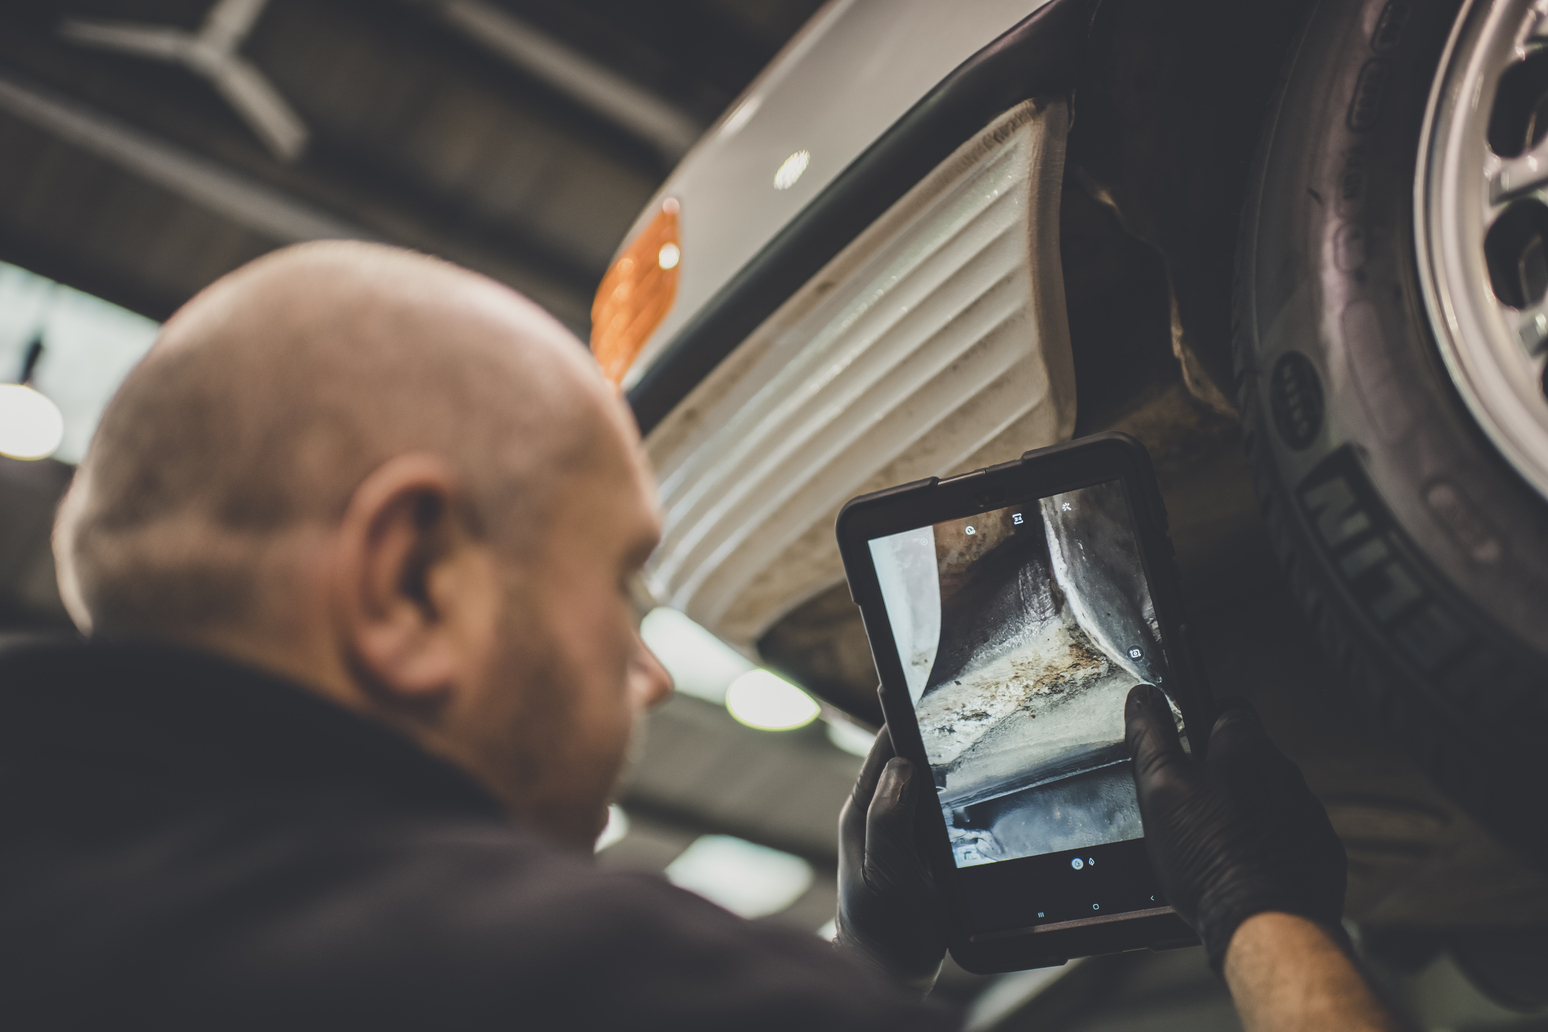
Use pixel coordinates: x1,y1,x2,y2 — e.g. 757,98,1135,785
0,634,507,822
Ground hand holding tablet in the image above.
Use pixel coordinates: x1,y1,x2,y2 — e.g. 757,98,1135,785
834,434,1349,975
1124,688,1348,972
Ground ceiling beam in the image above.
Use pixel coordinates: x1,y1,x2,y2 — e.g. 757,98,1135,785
408,0,705,162
0,73,361,244
59,0,310,162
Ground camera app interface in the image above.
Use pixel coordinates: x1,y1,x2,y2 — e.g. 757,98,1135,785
869,480,1176,869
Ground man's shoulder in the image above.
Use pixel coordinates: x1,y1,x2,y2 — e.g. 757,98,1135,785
10,803,943,1030
0,638,952,1030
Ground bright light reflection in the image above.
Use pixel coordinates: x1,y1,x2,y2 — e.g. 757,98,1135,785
657,242,680,270
665,834,813,919
0,383,64,460
815,917,837,940
718,95,762,139
773,149,810,190
639,608,753,704
594,804,629,852
725,669,820,731
825,718,876,757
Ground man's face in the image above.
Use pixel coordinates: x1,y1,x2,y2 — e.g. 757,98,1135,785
469,410,670,849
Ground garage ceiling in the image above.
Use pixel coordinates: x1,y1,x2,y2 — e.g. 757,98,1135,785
0,0,826,333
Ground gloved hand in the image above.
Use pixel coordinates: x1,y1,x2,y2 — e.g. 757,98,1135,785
834,724,947,995
1125,684,1347,973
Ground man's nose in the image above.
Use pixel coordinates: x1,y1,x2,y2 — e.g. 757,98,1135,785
631,637,673,710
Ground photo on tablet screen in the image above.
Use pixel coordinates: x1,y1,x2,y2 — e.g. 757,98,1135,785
868,479,1183,868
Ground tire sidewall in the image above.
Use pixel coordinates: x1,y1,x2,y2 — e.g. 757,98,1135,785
1237,0,1548,859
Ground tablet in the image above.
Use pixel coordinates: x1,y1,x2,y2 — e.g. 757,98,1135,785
836,433,1210,971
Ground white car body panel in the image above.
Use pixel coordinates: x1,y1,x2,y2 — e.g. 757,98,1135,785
644,101,1076,649
614,0,1052,385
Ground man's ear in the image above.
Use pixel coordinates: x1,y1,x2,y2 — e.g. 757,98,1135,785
331,452,501,706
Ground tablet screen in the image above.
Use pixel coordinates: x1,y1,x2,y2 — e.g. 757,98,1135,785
867,478,1178,869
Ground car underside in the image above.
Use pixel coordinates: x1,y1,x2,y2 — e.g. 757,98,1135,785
603,0,1548,1007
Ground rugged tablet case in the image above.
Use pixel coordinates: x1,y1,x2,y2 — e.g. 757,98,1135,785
835,432,1210,971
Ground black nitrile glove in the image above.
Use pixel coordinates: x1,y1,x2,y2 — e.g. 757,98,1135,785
1125,684,1347,973
834,724,947,995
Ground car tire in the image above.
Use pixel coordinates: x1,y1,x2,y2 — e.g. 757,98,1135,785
1234,0,1548,864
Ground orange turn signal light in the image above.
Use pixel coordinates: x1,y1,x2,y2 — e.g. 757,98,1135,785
591,198,680,385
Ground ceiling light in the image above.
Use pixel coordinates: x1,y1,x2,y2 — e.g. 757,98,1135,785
773,149,809,190
594,804,629,852
825,718,876,757
1,261,160,463
664,834,813,919
0,383,64,460
725,669,820,730
639,607,753,704
657,242,680,270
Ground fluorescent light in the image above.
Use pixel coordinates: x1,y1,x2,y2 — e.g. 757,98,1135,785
664,834,813,919
637,608,824,732
639,607,753,704
825,718,876,757
725,669,820,731
0,261,159,463
963,961,1080,1032
0,384,64,460
594,804,629,852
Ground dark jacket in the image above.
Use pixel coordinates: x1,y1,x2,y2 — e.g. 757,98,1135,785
0,637,947,1030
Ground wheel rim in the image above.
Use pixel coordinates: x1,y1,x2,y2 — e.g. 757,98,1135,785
1419,0,1548,501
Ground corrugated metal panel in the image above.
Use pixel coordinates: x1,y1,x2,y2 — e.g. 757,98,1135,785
644,99,1075,650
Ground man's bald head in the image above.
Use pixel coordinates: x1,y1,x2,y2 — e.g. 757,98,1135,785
53,241,671,845
56,241,619,638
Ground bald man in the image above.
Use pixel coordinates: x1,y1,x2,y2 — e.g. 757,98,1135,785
0,243,1398,1031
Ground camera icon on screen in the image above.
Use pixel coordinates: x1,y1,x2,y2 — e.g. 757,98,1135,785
1128,647,1143,660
